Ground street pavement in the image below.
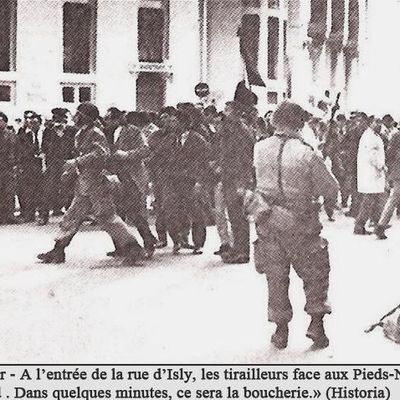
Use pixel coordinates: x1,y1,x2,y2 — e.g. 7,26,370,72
0,211,399,363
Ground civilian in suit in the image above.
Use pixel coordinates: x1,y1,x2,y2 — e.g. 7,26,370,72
147,107,179,248
111,111,157,258
103,107,125,147
161,110,210,254
15,111,44,223
219,101,256,264
38,108,76,225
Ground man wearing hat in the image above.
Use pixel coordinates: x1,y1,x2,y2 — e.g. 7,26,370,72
37,108,76,225
37,102,143,264
103,107,125,147
15,111,44,222
249,101,338,350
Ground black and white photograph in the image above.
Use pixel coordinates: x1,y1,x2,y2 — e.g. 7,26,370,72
0,0,399,364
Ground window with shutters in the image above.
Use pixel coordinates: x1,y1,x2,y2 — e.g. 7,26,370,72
63,1,96,74
138,7,165,63
268,0,280,9
0,81,15,103
267,91,278,104
268,16,279,80
241,0,260,7
0,0,16,72
61,83,96,105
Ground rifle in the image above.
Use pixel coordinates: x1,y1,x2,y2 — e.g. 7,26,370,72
323,92,341,160
365,303,400,333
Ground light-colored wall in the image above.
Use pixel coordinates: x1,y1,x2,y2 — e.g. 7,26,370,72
206,0,243,109
96,0,137,113
9,0,62,117
350,0,400,117
168,0,201,105
4,0,393,120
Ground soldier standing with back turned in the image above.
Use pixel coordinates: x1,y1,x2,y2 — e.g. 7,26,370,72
248,102,338,350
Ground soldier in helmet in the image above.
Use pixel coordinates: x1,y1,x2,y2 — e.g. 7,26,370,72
248,101,338,350
37,102,143,264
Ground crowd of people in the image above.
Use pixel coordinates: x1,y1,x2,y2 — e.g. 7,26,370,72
0,89,400,266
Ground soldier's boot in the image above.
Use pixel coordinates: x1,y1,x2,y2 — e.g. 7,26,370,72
155,240,168,249
172,242,181,255
107,248,124,257
37,242,66,264
306,316,329,349
107,240,124,257
271,324,288,350
122,242,145,266
375,225,388,240
37,213,49,226
144,235,157,259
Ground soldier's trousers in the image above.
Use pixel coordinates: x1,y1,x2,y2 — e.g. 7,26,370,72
41,164,73,217
153,178,167,243
55,189,139,249
117,180,156,246
254,230,331,325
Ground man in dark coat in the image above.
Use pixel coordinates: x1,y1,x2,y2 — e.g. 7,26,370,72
219,101,256,263
0,112,17,224
375,125,400,239
103,107,124,147
160,110,210,254
15,111,44,222
147,107,178,248
38,108,76,225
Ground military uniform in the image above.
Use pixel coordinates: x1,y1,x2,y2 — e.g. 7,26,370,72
38,121,142,264
251,132,338,346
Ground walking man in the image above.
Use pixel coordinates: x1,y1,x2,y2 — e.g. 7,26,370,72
38,102,143,264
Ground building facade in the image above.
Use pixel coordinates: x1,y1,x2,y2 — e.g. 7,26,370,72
0,0,395,118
